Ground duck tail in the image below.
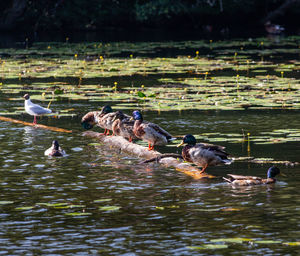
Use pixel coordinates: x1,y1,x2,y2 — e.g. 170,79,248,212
222,177,232,183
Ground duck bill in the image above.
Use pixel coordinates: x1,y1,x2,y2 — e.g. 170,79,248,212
280,172,287,177
129,117,134,121
177,141,184,147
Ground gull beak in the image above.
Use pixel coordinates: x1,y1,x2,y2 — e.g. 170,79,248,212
177,141,184,147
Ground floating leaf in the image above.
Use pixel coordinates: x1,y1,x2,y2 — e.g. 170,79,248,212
137,91,146,98
0,201,14,205
15,206,35,210
99,206,120,211
94,199,112,203
65,212,92,216
210,238,253,244
254,240,282,244
187,244,228,250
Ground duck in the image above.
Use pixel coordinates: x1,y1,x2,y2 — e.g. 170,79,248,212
23,94,52,124
131,110,175,150
111,111,138,142
223,166,281,186
264,21,285,34
44,140,66,157
177,134,232,173
81,105,118,135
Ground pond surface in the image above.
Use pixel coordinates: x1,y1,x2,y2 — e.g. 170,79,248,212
0,35,300,255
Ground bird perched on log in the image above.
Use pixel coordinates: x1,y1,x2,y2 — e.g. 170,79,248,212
44,140,66,157
177,134,232,173
131,110,175,150
81,105,127,135
111,111,138,142
23,94,52,124
223,166,282,186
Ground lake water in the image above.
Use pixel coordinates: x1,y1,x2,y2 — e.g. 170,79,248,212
0,100,299,255
0,33,300,255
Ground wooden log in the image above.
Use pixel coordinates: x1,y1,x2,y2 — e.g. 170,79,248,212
0,116,72,133
82,131,215,179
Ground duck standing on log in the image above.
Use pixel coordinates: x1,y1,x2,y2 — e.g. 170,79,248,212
223,166,282,186
23,94,52,124
131,110,175,151
177,134,232,173
81,105,124,135
111,111,138,142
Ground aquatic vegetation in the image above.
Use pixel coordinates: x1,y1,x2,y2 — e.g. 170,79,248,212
0,36,299,114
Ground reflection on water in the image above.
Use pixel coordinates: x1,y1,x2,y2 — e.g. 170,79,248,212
0,101,300,255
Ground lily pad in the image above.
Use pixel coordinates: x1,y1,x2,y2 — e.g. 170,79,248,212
99,206,121,211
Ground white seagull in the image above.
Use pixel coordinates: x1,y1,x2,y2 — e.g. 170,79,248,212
44,140,66,157
23,94,52,124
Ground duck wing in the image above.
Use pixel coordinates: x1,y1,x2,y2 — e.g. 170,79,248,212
227,174,262,180
148,122,173,140
198,143,230,159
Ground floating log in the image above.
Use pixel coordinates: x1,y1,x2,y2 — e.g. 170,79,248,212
82,131,215,179
0,116,72,133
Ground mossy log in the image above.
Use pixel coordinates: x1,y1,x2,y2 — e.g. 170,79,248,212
82,131,215,180
0,116,72,133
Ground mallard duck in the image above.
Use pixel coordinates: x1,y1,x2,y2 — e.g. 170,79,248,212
24,94,52,124
132,110,175,150
177,134,232,173
81,105,115,135
44,140,66,157
111,111,138,142
223,166,281,186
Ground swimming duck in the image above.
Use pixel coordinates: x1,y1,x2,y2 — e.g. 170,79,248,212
23,94,52,124
111,111,138,142
177,134,232,173
264,21,285,34
223,166,281,186
132,110,175,150
44,140,66,157
81,105,115,135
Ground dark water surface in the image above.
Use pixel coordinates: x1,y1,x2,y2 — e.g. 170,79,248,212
0,96,299,255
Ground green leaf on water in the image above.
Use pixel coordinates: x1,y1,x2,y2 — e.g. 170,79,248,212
37,202,69,207
0,201,14,205
65,212,92,216
15,206,35,210
210,238,253,244
99,206,120,211
187,244,228,250
254,240,282,244
137,91,146,98
54,88,64,95
94,199,112,203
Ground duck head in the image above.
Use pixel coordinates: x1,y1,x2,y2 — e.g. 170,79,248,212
177,134,197,147
267,166,281,179
23,94,30,100
132,110,143,121
81,112,97,130
52,140,60,150
100,105,113,115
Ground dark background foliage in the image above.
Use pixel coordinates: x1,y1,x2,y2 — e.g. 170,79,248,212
0,0,299,34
